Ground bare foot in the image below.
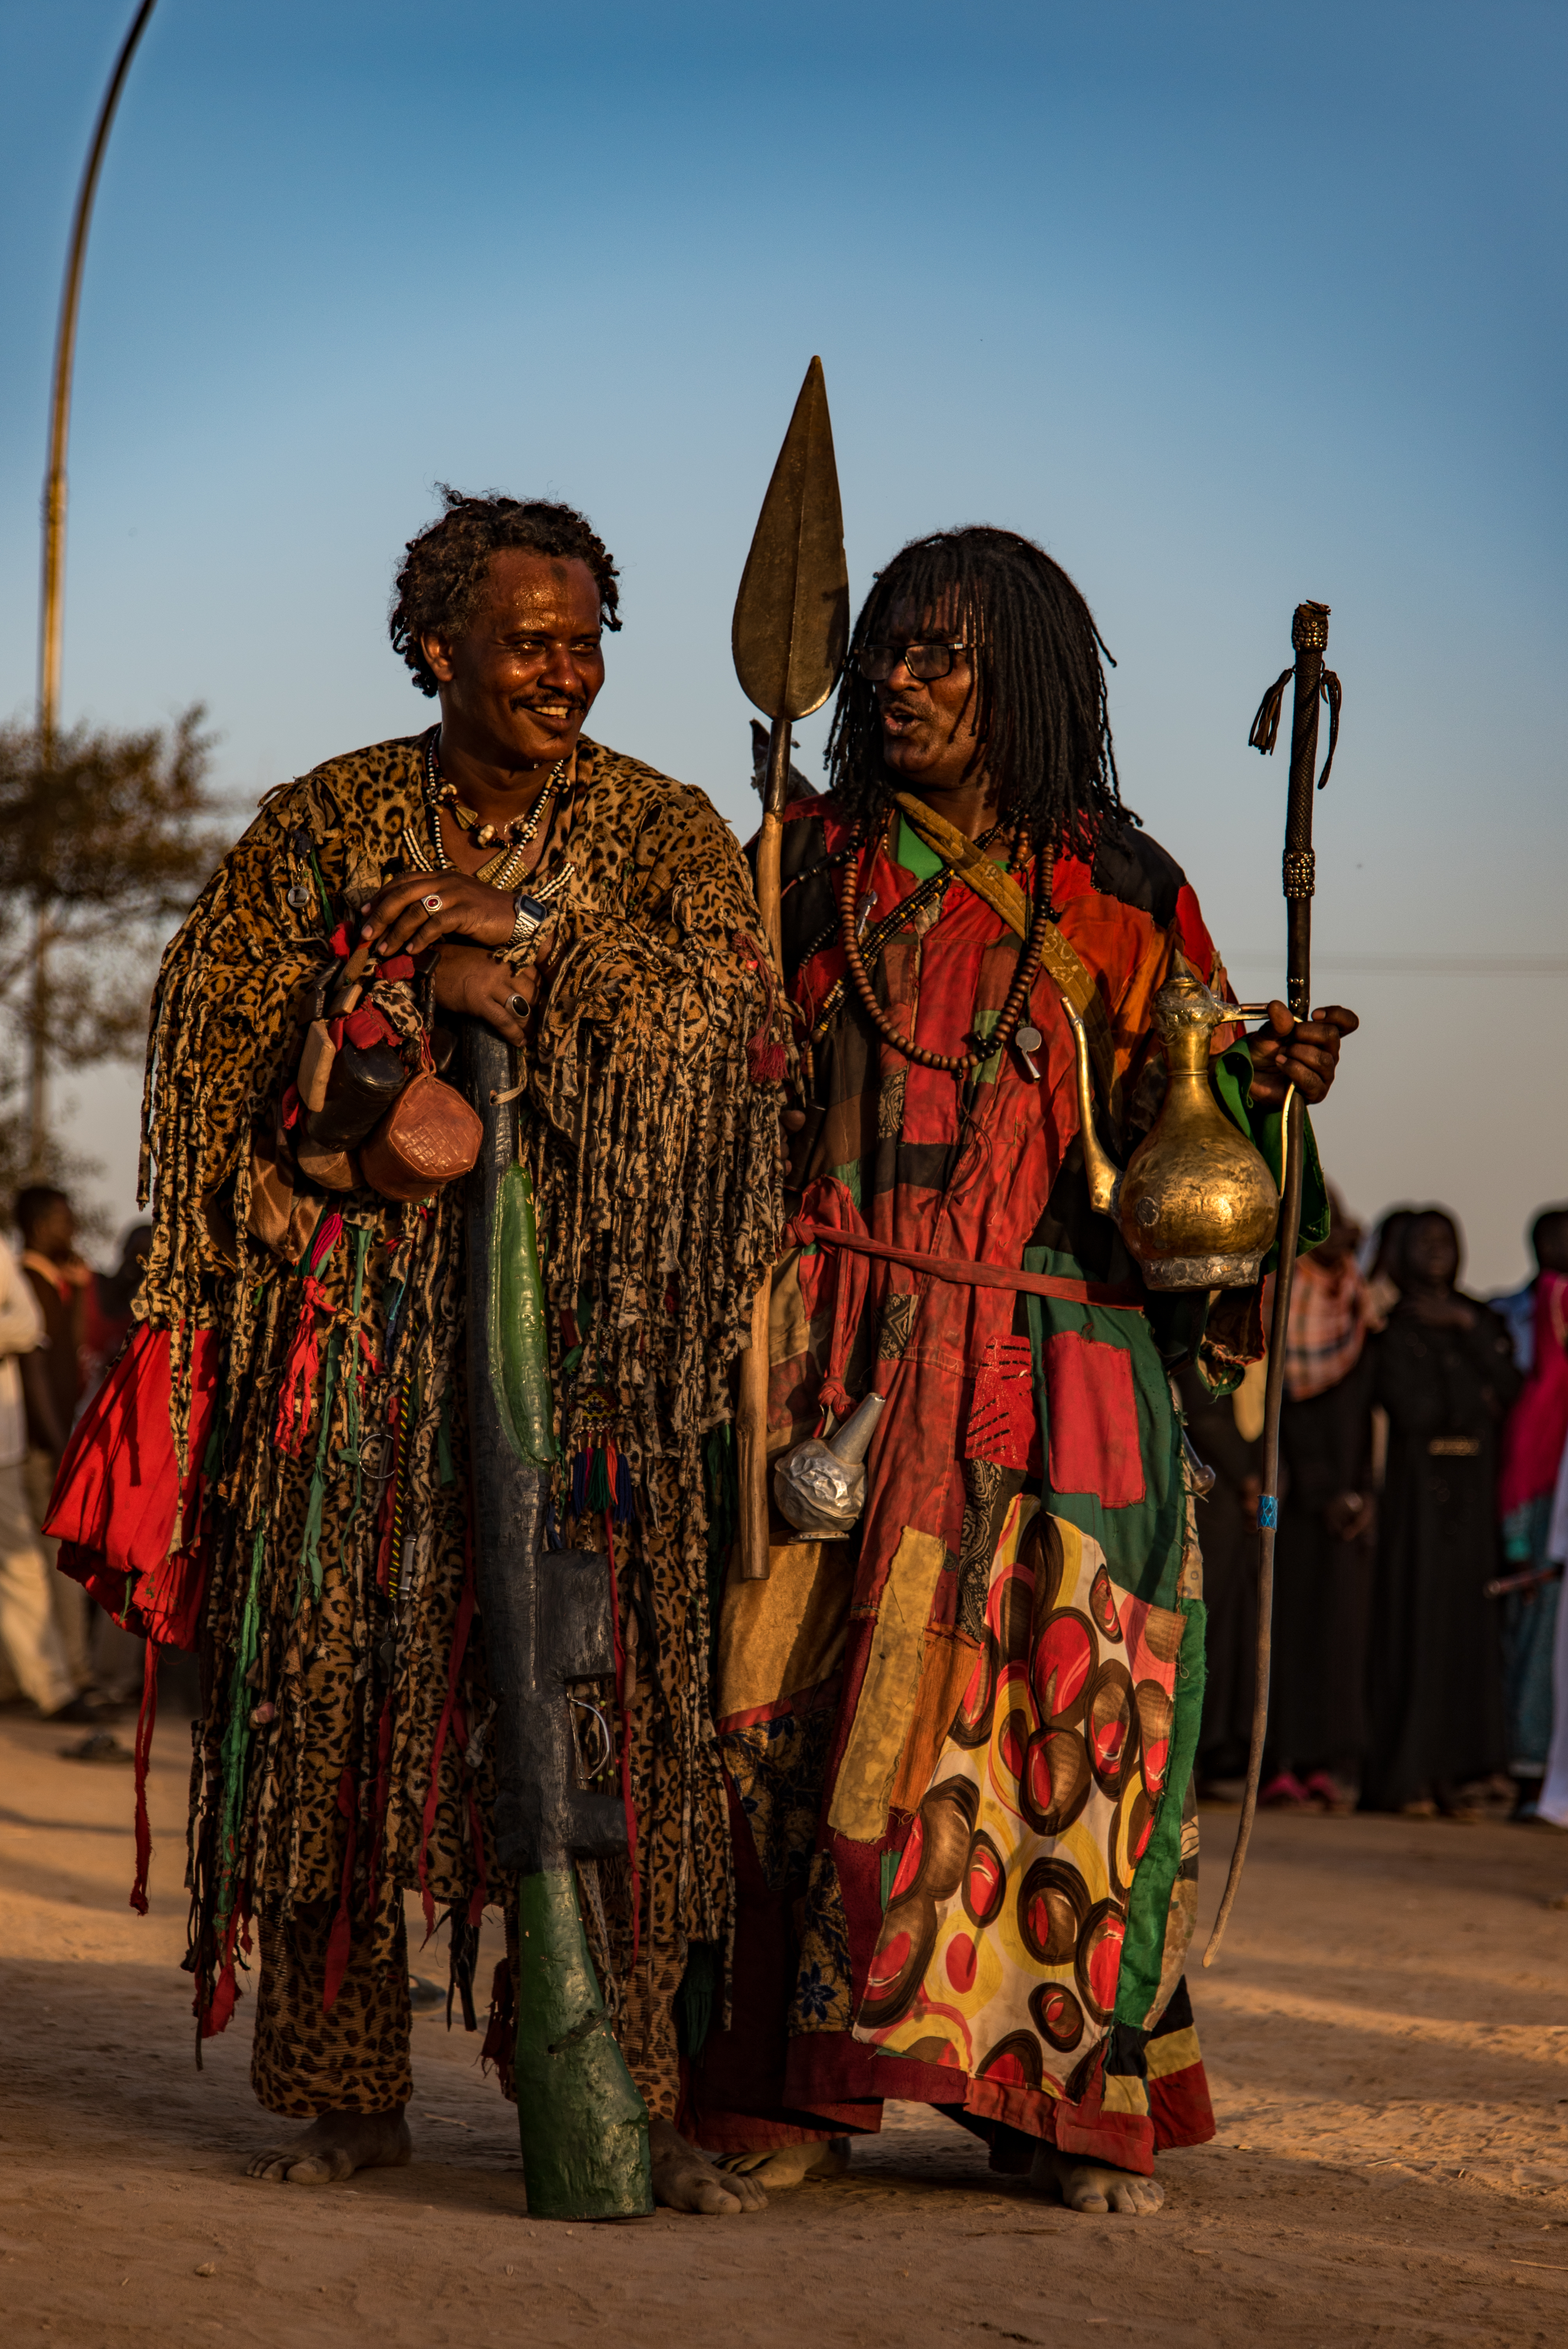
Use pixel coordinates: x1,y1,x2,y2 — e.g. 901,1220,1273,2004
1030,2144,1164,2215
715,2137,848,2189
246,2106,412,2186
649,2115,766,2214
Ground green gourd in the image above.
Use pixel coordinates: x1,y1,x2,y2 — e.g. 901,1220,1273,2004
491,1160,557,1468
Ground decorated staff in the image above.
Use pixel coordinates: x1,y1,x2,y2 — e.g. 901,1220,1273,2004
461,1022,652,2219
730,358,850,1580
1205,600,1342,1966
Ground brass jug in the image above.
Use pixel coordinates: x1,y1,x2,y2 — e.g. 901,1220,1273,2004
1064,959,1280,1290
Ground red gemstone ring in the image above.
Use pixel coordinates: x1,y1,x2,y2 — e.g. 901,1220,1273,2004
421,892,443,914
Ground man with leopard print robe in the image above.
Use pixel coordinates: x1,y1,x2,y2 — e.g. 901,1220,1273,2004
53,494,784,2214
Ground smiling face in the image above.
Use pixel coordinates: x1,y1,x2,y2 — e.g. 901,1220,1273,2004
873,597,987,798
419,549,606,773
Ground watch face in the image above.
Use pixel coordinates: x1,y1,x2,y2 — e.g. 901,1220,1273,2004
515,896,547,923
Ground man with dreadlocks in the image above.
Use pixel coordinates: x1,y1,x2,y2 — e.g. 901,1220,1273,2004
688,526,1356,2214
50,492,784,2215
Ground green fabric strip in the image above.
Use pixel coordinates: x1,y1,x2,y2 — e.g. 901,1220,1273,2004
214,1526,265,1929
1114,1595,1207,2029
1212,1042,1329,1269
301,1328,342,1602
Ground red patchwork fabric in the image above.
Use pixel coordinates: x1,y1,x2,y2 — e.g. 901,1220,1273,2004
964,1336,1040,1472
1043,1330,1145,1508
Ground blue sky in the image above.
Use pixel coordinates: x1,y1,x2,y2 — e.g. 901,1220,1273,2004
2,0,1563,1282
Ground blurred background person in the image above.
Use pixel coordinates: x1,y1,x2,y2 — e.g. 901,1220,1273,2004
15,1185,92,1693
1262,1185,1377,1813
0,1226,93,1722
1492,1207,1568,1813
83,1221,152,1398
1362,1208,1520,1818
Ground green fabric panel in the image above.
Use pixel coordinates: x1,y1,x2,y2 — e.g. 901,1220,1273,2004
1114,1595,1207,2029
1024,1244,1185,1611
894,813,945,881
1212,1042,1329,1269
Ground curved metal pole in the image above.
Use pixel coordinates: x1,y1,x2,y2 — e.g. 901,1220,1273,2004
30,0,157,1175
38,0,159,739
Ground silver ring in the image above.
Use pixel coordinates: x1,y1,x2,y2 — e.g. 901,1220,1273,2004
509,994,527,1017
421,892,442,914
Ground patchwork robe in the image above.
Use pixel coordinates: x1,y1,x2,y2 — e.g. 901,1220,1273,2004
692,797,1321,2174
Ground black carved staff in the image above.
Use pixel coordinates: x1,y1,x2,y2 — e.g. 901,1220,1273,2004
1205,602,1340,1965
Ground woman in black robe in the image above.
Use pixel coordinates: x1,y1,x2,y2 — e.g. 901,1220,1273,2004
1363,1210,1522,1815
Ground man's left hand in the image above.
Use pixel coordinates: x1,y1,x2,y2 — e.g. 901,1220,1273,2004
1247,1002,1359,1109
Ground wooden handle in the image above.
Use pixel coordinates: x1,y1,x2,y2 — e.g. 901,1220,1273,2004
735,1275,773,1581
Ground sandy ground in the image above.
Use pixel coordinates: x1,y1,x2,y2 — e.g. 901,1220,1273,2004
5,1701,1568,2349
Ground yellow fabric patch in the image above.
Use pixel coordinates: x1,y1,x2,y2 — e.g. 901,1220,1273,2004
889,1628,983,1816
827,1526,948,1845
717,1537,852,1722
1144,2025,1202,2081
1102,2071,1151,2117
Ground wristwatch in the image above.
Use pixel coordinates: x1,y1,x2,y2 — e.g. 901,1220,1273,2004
507,891,551,950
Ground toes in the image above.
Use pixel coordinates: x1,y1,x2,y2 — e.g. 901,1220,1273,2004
689,2177,745,2215
1067,2185,1112,2213
285,2148,353,2186
729,2173,768,2212
246,2154,292,2183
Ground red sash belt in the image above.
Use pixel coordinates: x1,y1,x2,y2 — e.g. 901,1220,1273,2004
792,1219,1143,1310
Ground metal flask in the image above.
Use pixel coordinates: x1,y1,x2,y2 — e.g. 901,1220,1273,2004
1066,958,1281,1290
774,1390,886,1537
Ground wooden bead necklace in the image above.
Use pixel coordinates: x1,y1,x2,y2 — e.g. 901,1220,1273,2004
837,819,1055,1075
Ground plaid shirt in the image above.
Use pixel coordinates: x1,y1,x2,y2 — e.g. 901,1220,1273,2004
1283,1253,1369,1402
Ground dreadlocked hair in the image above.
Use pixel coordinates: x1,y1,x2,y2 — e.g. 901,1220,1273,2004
825,524,1134,861
390,487,621,697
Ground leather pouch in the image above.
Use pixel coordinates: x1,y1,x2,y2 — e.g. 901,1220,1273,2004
307,1040,408,1149
360,1073,483,1203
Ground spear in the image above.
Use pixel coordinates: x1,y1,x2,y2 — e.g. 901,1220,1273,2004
730,359,849,1581
1204,600,1340,1966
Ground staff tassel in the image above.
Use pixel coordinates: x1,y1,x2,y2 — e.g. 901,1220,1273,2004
730,358,850,1581
1204,599,1340,1965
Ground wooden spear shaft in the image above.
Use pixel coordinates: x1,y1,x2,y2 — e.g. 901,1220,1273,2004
733,716,793,1582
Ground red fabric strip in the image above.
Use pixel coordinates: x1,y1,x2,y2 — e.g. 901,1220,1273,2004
793,1220,1142,1308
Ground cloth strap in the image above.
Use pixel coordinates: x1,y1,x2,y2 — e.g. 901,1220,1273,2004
891,792,1121,1116
794,1218,1142,1308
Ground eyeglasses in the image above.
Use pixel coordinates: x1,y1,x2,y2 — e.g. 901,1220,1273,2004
852,641,973,684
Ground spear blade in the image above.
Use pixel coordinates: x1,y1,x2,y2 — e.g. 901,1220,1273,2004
732,356,849,727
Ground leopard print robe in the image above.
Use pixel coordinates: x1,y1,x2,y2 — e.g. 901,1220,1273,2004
139,732,783,2114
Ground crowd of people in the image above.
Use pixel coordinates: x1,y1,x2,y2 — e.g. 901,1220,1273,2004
1196,1192,1568,1821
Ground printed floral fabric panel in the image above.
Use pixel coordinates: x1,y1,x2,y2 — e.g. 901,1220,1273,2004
853,1494,1184,2100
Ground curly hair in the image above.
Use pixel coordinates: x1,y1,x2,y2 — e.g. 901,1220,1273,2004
825,524,1133,859
389,488,622,697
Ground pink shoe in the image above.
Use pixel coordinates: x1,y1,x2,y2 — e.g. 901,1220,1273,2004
1260,1770,1312,1809
1304,1770,1352,1814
